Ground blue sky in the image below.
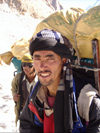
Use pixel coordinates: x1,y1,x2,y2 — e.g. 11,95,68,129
59,0,100,10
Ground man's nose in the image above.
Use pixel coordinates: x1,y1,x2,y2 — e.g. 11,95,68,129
40,60,47,68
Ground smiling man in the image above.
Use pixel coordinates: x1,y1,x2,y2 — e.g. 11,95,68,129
33,50,62,93
19,29,100,133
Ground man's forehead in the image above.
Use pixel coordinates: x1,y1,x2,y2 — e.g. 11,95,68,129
33,50,56,56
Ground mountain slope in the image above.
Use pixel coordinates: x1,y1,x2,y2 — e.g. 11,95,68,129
0,0,63,19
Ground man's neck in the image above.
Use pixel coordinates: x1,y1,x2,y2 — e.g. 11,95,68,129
47,78,60,96
26,75,35,83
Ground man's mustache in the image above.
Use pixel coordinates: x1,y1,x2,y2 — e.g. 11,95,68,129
29,69,35,75
38,70,51,74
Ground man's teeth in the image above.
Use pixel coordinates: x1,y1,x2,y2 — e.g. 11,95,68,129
40,73,50,76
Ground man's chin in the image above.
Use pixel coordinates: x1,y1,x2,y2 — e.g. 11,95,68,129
40,80,51,87
40,82,48,86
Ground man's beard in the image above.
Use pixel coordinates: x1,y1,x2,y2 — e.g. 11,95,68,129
39,78,53,87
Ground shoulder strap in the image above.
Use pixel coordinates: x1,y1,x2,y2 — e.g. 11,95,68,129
29,81,41,102
18,72,24,94
73,79,83,128
18,72,25,111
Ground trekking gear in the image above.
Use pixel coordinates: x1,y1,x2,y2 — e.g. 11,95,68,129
0,51,13,65
72,79,86,133
29,80,41,100
17,72,25,117
92,39,100,95
12,57,22,74
11,38,29,60
34,6,100,60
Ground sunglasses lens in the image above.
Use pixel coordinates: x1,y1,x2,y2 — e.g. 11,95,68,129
28,64,33,68
22,63,33,68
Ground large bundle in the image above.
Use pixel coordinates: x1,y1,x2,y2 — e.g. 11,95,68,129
34,8,84,49
75,6,100,58
33,6,100,59
0,51,14,65
11,38,30,60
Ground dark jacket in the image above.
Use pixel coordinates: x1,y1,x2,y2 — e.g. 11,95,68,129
77,84,100,133
11,72,35,124
20,82,100,133
87,95,100,133
20,80,73,133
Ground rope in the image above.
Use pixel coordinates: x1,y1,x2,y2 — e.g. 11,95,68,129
73,10,88,65
71,64,100,72
73,13,86,65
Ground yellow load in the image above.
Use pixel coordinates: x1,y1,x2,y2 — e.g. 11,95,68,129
75,6,100,58
0,51,14,65
34,7,84,50
34,6,100,59
11,38,30,60
0,38,30,65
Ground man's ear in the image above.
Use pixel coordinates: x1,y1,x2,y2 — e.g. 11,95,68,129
62,58,67,64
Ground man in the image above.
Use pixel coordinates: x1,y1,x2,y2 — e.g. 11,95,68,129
20,29,100,133
11,54,36,125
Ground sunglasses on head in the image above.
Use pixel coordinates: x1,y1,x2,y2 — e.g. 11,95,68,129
22,63,33,68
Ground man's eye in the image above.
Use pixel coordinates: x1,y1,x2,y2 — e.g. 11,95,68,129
34,57,40,60
47,57,55,60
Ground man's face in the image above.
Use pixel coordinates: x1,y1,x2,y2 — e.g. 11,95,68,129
33,50,63,87
22,63,35,78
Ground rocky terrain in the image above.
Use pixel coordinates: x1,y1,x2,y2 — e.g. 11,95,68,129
0,0,63,19
0,0,63,54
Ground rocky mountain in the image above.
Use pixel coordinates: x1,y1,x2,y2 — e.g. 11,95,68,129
0,0,63,19
0,0,63,53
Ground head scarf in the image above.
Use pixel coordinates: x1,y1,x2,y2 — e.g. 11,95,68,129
29,29,74,60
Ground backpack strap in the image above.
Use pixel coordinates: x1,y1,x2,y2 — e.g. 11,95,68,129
73,79,83,128
18,72,25,113
29,80,41,102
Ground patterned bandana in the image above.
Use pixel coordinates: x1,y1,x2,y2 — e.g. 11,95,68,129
29,29,74,60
